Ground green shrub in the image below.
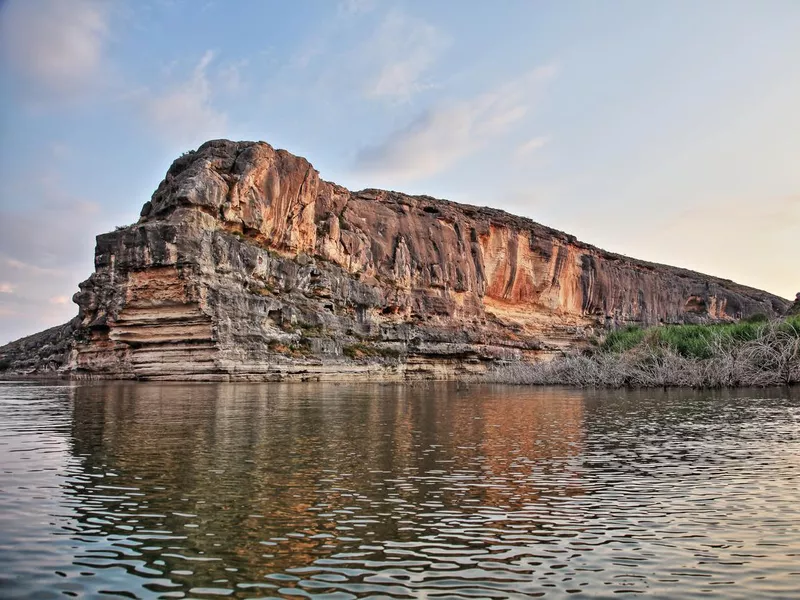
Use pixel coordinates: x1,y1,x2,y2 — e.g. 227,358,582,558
601,320,777,360
602,326,645,353
743,313,769,323
653,324,716,359
781,314,800,335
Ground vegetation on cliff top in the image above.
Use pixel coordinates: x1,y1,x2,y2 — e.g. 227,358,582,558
488,315,800,388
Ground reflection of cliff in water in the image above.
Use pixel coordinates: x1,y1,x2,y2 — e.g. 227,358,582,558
63,383,587,585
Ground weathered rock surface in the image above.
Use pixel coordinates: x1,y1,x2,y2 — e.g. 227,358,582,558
788,294,800,316
0,140,790,380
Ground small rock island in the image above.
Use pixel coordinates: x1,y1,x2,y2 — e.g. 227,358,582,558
0,140,789,380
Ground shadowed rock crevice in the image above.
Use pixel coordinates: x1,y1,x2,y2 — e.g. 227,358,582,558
0,139,790,380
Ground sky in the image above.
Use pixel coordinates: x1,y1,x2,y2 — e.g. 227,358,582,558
0,0,798,344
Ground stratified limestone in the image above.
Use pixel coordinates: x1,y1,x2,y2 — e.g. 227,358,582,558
0,140,790,380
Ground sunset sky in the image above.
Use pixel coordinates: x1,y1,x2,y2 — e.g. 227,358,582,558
1,0,798,343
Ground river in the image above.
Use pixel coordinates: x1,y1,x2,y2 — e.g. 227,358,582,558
1,382,798,599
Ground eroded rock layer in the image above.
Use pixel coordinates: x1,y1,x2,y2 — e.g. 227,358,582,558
0,140,790,380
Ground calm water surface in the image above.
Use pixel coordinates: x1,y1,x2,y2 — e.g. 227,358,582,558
0,382,799,599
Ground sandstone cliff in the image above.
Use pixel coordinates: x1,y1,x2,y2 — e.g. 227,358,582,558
0,140,790,380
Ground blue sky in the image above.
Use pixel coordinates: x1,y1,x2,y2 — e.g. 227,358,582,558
0,0,798,343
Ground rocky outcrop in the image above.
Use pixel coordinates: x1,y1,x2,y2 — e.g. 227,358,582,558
788,294,800,317
0,319,79,376
0,140,790,380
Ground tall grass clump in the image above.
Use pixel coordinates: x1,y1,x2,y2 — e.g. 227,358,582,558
486,316,800,388
602,325,646,353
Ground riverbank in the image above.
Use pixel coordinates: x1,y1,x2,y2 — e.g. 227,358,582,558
486,316,800,388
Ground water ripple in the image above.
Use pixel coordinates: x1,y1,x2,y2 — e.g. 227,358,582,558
0,382,798,599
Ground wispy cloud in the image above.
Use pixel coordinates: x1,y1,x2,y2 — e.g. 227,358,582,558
516,136,551,157
141,50,228,147
0,171,128,343
355,65,558,182
363,11,448,101
338,0,376,15
218,59,249,96
281,8,446,105
2,258,64,277
0,0,110,97
48,142,73,160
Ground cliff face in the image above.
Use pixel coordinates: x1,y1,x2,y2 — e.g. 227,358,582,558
0,140,790,380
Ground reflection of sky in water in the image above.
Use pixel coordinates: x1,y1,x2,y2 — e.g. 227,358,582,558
0,382,798,599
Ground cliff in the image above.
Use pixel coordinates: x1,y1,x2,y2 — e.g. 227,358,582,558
0,140,790,380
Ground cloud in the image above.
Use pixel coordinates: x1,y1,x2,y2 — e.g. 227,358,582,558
363,11,448,101
0,171,129,344
2,258,62,277
218,59,248,96
0,245,85,344
49,142,72,160
355,65,558,182
0,0,109,96
0,173,106,273
516,136,550,157
141,51,228,147
338,0,376,15
0,202,103,279
280,7,444,104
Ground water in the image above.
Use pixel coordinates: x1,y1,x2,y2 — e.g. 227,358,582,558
0,382,799,599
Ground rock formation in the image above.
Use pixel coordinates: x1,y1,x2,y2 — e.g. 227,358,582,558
0,140,790,380
788,293,800,316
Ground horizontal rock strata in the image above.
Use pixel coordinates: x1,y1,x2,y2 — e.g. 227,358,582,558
0,140,790,380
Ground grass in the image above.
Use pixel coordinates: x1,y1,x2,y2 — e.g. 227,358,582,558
601,325,646,354
487,315,800,388
600,318,797,360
